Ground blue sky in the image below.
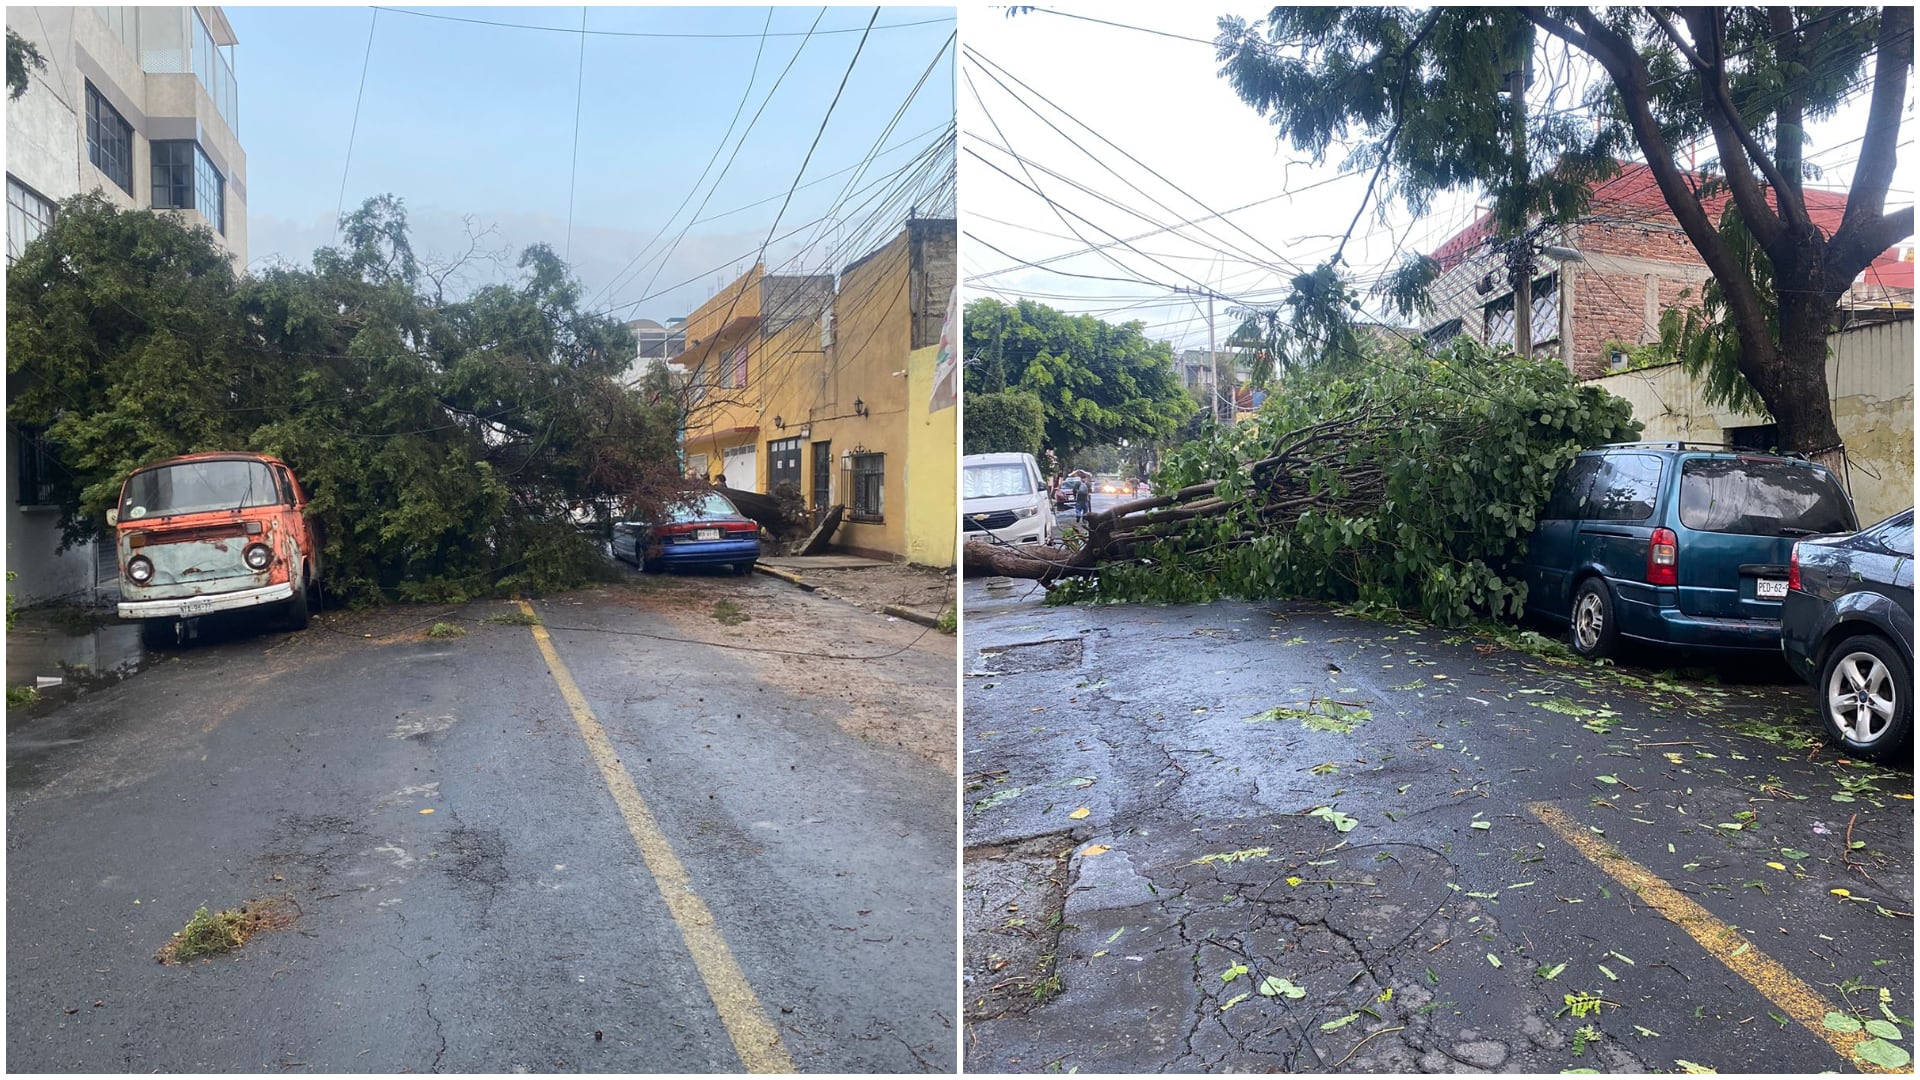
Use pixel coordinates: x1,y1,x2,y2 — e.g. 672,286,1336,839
227,5,956,322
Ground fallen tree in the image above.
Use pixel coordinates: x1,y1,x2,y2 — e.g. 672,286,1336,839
967,339,1641,625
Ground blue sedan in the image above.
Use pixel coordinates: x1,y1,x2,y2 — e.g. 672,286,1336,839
613,492,762,575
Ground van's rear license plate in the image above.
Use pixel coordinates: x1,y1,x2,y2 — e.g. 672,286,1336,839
1756,578,1788,600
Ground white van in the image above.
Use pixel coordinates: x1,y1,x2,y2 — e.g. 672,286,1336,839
962,452,1054,546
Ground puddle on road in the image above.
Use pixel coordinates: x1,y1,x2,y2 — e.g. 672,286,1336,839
6,612,150,730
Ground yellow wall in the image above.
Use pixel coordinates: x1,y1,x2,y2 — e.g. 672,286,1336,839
672,224,955,566
905,344,956,568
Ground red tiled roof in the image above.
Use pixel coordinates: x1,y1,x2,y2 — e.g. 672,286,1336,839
1428,162,1910,285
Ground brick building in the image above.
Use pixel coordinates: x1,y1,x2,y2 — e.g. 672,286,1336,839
1420,163,1912,379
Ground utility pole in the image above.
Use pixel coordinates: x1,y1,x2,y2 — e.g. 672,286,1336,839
1175,285,1225,423
1507,50,1536,360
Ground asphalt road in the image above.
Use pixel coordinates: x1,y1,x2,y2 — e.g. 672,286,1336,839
962,580,1913,1074
7,571,956,1072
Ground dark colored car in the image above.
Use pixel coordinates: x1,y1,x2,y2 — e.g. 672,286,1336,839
1781,508,1913,763
1054,477,1084,511
612,492,761,575
1520,443,1856,659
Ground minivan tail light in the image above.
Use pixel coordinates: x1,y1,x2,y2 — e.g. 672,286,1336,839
1647,527,1678,586
1788,544,1801,592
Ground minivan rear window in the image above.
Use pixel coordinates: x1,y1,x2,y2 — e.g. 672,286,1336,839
1677,459,1856,537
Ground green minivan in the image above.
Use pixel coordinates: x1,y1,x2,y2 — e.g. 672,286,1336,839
1520,443,1856,659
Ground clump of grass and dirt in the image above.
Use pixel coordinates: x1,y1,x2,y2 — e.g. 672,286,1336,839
710,599,750,626
426,621,467,639
485,610,541,627
157,898,297,963
7,684,40,710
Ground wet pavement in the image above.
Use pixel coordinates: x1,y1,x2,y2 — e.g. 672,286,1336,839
7,572,956,1072
962,580,1913,1074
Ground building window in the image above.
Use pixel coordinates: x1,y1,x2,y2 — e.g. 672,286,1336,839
151,141,194,211
723,344,748,389
194,145,224,233
85,81,135,194
151,142,224,234
851,452,884,521
1483,273,1559,352
7,176,56,261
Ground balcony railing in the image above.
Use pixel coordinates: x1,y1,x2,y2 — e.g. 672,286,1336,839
126,7,239,136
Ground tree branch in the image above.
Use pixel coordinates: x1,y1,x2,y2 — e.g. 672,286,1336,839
1680,7,1799,242
1525,8,1774,363
1838,6,1913,242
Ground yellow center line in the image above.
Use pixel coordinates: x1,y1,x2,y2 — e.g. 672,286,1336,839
1528,801,1896,1074
520,599,795,1074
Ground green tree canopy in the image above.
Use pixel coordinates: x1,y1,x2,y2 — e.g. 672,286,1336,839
962,389,1045,458
1215,6,1913,459
6,194,688,604
962,297,1193,457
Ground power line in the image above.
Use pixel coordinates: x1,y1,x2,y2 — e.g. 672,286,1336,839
370,6,951,40
332,7,379,242
563,5,587,265
599,8,829,317
583,7,777,312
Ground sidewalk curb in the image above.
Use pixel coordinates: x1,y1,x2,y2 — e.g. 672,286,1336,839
753,564,816,591
882,604,942,629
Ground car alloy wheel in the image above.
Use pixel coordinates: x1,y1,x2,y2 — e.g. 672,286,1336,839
1826,648,1898,745
1568,579,1616,658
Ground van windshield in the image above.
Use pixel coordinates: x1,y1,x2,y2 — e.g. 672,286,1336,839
121,460,284,520
1678,459,1856,537
964,463,1034,499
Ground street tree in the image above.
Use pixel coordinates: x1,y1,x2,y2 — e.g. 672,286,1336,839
6,194,689,604
7,28,45,100
962,296,1193,458
1215,6,1913,463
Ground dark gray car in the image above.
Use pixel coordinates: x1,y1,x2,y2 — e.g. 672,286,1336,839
1781,507,1913,764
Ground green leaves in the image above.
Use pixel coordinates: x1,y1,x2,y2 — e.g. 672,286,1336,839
1259,976,1307,999
1308,806,1359,833
1058,340,1639,622
7,194,687,605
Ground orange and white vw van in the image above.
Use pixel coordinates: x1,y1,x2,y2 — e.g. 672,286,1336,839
110,452,320,645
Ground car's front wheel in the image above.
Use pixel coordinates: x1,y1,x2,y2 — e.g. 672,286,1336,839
1817,634,1911,763
1568,578,1619,659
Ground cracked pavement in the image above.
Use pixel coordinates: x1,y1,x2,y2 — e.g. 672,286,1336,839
962,580,1913,1074
7,573,955,1072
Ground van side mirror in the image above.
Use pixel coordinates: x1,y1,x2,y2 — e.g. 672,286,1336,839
106,509,119,526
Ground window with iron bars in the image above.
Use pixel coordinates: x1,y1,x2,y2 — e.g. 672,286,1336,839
850,452,884,522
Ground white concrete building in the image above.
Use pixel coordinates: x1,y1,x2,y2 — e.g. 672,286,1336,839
6,6,247,605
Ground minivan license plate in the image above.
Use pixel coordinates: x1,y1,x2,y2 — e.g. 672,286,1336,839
696,528,721,541
1756,578,1788,600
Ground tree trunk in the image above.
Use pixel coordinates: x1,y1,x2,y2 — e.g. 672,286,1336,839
962,541,1090,582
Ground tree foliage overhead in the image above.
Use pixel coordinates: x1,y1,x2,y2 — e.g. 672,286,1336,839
962,296,1194,457
962,389,1045,458
1214,5,1913,458
6,194,689,604
1042,338,1642,625
7,28,45,100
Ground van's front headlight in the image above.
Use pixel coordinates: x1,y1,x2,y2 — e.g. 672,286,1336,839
1014,505,1037,519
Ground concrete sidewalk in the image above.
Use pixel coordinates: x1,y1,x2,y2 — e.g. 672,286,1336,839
754,556,954,628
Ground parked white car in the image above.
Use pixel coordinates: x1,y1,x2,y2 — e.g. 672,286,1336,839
962,452,1054,546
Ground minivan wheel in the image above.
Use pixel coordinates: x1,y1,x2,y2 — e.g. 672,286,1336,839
1568,579,1620,659
1817,634,1911,763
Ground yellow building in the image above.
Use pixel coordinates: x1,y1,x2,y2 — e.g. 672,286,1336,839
672,218,957,566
